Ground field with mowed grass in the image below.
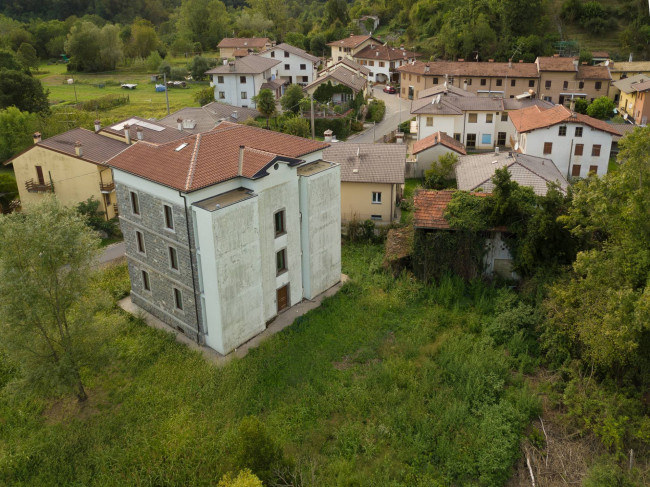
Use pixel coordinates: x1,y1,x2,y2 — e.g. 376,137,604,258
0,244,540,486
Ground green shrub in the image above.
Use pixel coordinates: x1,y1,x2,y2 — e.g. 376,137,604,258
314,117,350,139
367,99,386,123
76,93,129,111
194,86,214,106
146,51,162,72
170,67,187,81
76,197,118,236
233,416,288,484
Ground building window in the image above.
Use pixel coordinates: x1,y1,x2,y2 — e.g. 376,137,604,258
563,81,569,89
426,116,433,126
579,81,584,89
169,246,178,271
589,165,598,174
575,127,583,137
274,210,285,236
270,51,275,58
571,165,581,177
369,60,374,66
497,132,506,146
142,270,150,291
218,91,225,99
372,191,382,204
453,133,461,141
300,64,306,70
480,78,487,86
136,230,145,254
595,81,602,90
284,51,289,58
241,92,247,99
173,287,183,310
496,79,502,87
164,204,174,230
592,144,601,156
529,80,535,87
486,114,493,123
433,77,438,84
379,61,385,67
558,126,567,136
217,75,224,83
501,112,508,122
574,143,584,156
543,142,553,154
545,80,551,89
276,249,287,274
511,79,516,87
468,113,478,123
240,76,246,83
284,64,290,70
130,191,140,215
466,133,476,148
302,76,308,83
370,215,382,220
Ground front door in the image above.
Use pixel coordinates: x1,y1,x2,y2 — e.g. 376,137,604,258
276,285,289,313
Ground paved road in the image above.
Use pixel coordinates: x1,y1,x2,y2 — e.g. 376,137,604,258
348,87,410,144
98,241,125,266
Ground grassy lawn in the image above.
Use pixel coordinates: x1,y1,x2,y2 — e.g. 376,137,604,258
0,243,538,486
400,178,422,224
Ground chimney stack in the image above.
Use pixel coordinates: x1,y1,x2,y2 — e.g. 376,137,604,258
570,99,576,113
177,118,183,131
123,124,131,144
324,129,333,142
136,126,144,140
508,58,512,68
33,132,41,144
229,62,236,72
238,145,245,176
75,141,83,157
94,120,101,132
573,59,579,69
232,110,238,120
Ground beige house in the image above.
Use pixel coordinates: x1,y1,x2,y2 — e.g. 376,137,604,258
323,143,405,223
327,35,382,62
217,37,273,59
603,61,650,102
536,57,611,105
5,128,129,218
612,74,650,120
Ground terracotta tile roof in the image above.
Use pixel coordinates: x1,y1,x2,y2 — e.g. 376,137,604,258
327,35,381,49
591,51,609,58
412,132,467,155
602,61,650,73
323,143,405,184
398,60,539,78
413,189,491,229
508,105,622,136
353,44,422,61
232,49,250,57
319,58,370,77
262,43,320,63
418,84,472,99
100,116,190,144
632,80,650,92
31,127,129,165
261,78,286,91
106,122,329,192
205,56,280,75
217,37,270,49
411,94,551,116
608,123,637,142
536,56,577,72
613,73,650,93
305,66,367,93
577,65,611,80
455,152,568,196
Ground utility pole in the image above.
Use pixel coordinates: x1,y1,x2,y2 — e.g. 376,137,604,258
163,72,170,115
72,76,78,104
310,94,315,139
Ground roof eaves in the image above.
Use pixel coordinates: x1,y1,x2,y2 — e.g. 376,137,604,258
185,133,201,191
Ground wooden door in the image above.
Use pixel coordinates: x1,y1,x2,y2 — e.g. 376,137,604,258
35,166,45,185
276,285,289,313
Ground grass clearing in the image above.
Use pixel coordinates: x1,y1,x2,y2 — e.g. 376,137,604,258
0,244,539,486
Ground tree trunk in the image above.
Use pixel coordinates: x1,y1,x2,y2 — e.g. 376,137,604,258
76,373,88,402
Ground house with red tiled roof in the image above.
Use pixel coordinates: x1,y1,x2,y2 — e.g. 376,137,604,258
352,43,422,84
327,34,382,62
105,121,341,355
509,104,622,178
411,132,466,178
217,37,273,58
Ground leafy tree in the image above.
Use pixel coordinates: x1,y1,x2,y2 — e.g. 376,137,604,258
194,86,215,106
280,84,304,114
159,61,171,78
65,21,123,72
146,50,162,71
309,33,327,56
217,469,263,487
281,115,310,138
76,197,116,236
233,416,287,484
177,0,230,51
284,32,306,50
0,49,23,71
0,107,39,162
188,55,209,81
0,197,102,402
324,0,349,25
423,152,457,189
252,88,276,129
125,19,159,58
579,50,593,65
586,96,615,120
573,98,589,114
0,174,18,212
236,11,273,35
16,42,39,70
0,69,50,113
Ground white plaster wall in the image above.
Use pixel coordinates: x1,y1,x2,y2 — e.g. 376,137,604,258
259,49,317,85
463,111,498,149
416,115,457,140
495,117,517,147
415,145,459,177
299,164,341,299
212,72,265,108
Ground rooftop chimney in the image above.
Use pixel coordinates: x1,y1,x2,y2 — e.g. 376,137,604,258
33,132,41,144
177,118,183,131
238,145,245,176
75,141,83,157
573,59,579,69
229,62,236,72
570,99,576,113
136,126,143,140
425,63,430,73
508,58,512,68
123,124,131,144
94,120,101,132
232,110,238,120
324,129,333,142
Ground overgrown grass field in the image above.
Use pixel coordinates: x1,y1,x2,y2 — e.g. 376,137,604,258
0,244,539,486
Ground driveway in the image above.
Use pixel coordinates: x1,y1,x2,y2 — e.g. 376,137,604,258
348,87,411,144
97,241,125,266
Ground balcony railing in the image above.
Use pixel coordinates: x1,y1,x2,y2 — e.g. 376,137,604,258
100,181,115,193
25,179,53,193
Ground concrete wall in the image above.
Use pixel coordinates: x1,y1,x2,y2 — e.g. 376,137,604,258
340,181,394,223
212,72,267,108
299,164,341,299
416,112,515,151
414,145,461,178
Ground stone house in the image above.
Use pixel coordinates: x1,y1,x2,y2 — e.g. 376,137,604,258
106,122,341,355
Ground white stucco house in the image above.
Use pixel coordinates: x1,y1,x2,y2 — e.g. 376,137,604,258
509,104,622,179
410,131,467,178
352,44,422,84
106,122,341,355
206,56,281,108
258,43,321,87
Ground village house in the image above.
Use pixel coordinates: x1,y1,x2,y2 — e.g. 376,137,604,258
328,34,382,62
158,103,259,134
323,142,405,223
410,132,467,178
455,151,569,196
352,44,421,84
206,56,282,108
601,60,650,103
319,57,370,79
98,116,190,145
612,74,650,122
258,43,320,86
535,56,611,105
304,65,368,103
5,127,129,218
509,104,622,179
106,122,341,355
217,37,273,59
631,80,650,125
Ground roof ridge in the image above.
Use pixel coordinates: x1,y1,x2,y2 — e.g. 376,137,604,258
515,155,558,183
185,134,201,191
